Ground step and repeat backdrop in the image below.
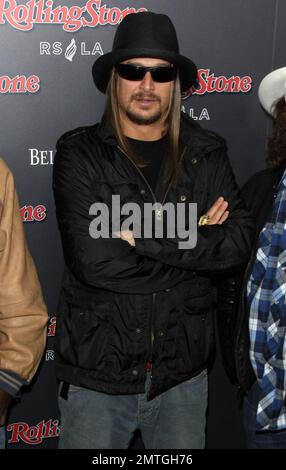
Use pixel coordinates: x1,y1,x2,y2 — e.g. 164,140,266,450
0,0,285,449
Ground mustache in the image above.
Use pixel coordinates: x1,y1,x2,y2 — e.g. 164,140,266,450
131,93,161,102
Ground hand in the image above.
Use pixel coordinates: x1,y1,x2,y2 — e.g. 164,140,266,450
0,389,12,426
113,230,135,246
199,197,229,226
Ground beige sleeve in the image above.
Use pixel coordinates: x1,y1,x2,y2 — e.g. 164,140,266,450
0,158,48,383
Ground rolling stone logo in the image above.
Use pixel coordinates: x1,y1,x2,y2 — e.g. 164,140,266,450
20,204,47,222
48,316,56,337
7,419,61,445
0,75,40,94
182,68,252,98
0,0,147,32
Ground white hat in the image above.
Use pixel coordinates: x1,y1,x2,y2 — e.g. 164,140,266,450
258,67,286,116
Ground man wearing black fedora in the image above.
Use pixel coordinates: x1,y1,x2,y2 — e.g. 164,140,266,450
53,11,253,449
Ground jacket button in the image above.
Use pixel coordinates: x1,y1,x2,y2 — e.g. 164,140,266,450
165,288,171,292
136,328,141,334
158,330,164,337
140,189,146,195
191,158,198,165
132,369,138,376
180,195,187,202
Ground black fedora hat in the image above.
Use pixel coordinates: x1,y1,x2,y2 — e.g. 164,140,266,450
92,11,198,93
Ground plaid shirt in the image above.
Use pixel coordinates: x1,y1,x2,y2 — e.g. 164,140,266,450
247,170,286,431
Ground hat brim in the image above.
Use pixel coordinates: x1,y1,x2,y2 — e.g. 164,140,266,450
258,66,286,116
92,48,197,93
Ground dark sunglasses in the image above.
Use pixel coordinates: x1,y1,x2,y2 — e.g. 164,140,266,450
115,63,177,83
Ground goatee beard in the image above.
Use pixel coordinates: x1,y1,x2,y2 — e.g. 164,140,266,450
125,109,162,125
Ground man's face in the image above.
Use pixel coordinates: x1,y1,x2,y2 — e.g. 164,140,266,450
117,58,174,126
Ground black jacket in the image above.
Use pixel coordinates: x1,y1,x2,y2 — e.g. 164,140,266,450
52,113,254,400
217,165,285,393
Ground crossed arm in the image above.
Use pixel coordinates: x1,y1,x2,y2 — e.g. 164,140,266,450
115,196,229,246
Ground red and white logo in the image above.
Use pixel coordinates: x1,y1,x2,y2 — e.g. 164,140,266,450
0,75,40,94
48,316,56,337
182,68,252,99
7,419,61,445
21,205,47,222
0,0,147,32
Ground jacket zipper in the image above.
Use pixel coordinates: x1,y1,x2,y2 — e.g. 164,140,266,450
117,144,187,378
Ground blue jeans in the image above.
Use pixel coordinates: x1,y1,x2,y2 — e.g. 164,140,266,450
243,381,286,449
0,426,6,449
58,370,208,449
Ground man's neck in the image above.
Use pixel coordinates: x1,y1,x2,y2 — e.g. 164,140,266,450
120,117,167,141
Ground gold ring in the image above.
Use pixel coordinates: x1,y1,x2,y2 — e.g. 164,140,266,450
198,214,210,226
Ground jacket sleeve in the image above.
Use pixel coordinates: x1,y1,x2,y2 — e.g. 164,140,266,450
0,159,48,392
52,140,194,295
135,148,255,274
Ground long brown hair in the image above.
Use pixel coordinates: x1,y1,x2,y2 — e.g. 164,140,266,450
105,67,182,186
267,97,286,168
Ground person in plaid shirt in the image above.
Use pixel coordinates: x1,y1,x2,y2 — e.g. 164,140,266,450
243,67,286,448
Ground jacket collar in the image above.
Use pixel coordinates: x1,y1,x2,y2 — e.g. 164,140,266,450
93,112,225,158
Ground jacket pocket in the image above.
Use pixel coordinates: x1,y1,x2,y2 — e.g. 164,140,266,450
175,308,214,374
183,291,213,315
68,302,114,370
